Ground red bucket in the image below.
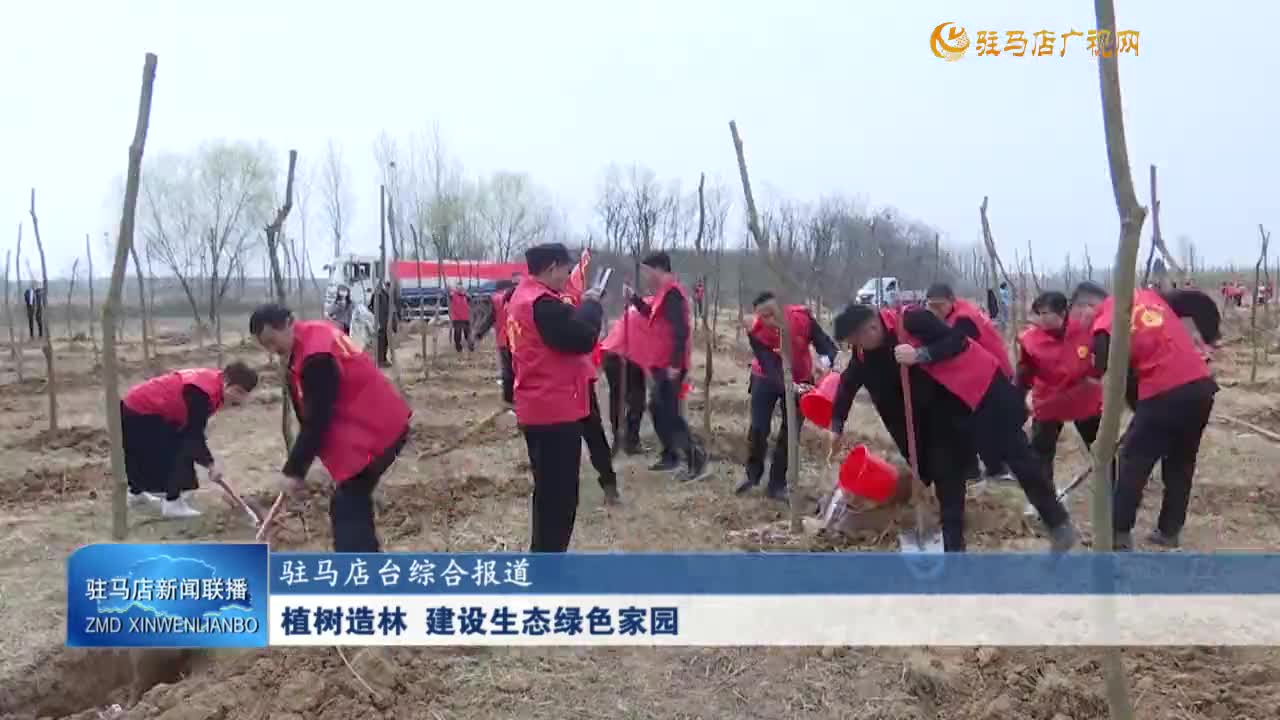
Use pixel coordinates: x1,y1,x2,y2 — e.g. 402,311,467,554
838,445,899,503
799,373,842,429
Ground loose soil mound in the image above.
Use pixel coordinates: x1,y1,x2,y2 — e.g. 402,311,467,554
13,425,110,455
1,462,106,506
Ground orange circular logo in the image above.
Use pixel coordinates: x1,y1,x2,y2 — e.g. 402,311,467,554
1076,345,1089,360
930,22,970,61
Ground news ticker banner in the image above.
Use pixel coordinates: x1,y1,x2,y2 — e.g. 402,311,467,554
67,545,1280,648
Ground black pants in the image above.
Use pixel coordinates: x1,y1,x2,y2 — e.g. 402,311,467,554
602,352,645,448
649,368,692,463
376,328,389,366
498,347,514,404
746,377,801,492
1030,415,1101,486
968,375,1069,530
1114,382,1216,537
121,403,198,501
25,304,34,338
452,320,474,352
583,383,616,489
331,427,408,553
523,420,585,552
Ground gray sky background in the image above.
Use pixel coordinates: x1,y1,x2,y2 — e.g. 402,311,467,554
3,0,1277,279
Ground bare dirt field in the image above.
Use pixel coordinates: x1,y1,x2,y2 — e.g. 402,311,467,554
1,310,1279,720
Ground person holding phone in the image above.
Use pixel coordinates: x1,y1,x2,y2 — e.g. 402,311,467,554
507,243,605,552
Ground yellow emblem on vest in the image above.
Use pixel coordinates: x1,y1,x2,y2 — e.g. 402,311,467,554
1076,345,1089,360
1133,304,1164,329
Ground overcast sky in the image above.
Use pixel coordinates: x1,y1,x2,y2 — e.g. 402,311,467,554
3,0,1278,279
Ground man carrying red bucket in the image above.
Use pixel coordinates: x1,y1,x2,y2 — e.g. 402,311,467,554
735,291,838,501
827,303,1076,552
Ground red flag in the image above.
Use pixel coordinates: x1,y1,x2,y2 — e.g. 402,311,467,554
565,249,590,302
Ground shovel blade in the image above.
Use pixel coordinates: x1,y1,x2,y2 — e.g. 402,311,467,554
898,529,944,554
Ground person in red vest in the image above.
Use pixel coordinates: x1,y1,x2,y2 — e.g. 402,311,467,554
924,283,1014,482
877,302,1077,551
506,243,606,551
827,304,1074,552
736,291,838,500
1069,282,1221,550
598,303,651,455
1016,291,1103,486
474,282,518,404
629,252,709,481
448,283,475,353
250,303,412,552
122,362,259,518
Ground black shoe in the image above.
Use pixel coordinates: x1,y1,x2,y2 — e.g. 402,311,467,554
649,456,680,472
602,484,622,506
623,441,643,456
1147,529,1181,548
735,475,760,496
679,446,711,483
766,486,789,502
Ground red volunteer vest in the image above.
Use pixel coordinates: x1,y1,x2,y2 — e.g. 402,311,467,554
491,291,510,350
289,321,412,484
1018,320,1102,422
887,308,998,410
123,368,225,427
647,277,693,371
947,299,1012,377
1090,290,1212,402
599,302,654,367
507,278,591,425
749,305,815,383
448,290,471,322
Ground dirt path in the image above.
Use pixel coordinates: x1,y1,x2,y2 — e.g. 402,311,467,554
2,314,1278,719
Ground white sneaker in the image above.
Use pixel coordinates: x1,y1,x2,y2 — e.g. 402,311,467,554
128,492,162,510
161,497,202,518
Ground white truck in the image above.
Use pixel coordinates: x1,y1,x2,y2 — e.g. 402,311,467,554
855,277,925,307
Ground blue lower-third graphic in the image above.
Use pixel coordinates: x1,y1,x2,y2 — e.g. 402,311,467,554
66,543,269,648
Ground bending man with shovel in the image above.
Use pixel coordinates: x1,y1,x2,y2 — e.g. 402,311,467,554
122,362,259,519
250,304,412,552
829,304,1077,553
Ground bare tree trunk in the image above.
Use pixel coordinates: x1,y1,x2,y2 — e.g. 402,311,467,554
129,244,151,369
3,248,19,382
409,225,430,380
104,53,157,540
1252,225,1270,383
85,234,99,365
1091,3,1142,717
265,150,299,450
1144,165,1185,286
28,190,57,432
730,120,803,534
7,225,23,382
383,188,405,395
694,174,714,439
65,259,80,340
978,197,1019,349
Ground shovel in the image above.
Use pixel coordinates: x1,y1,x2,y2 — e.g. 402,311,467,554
897,364,944,553
255,492,286,542
211,476,264,525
